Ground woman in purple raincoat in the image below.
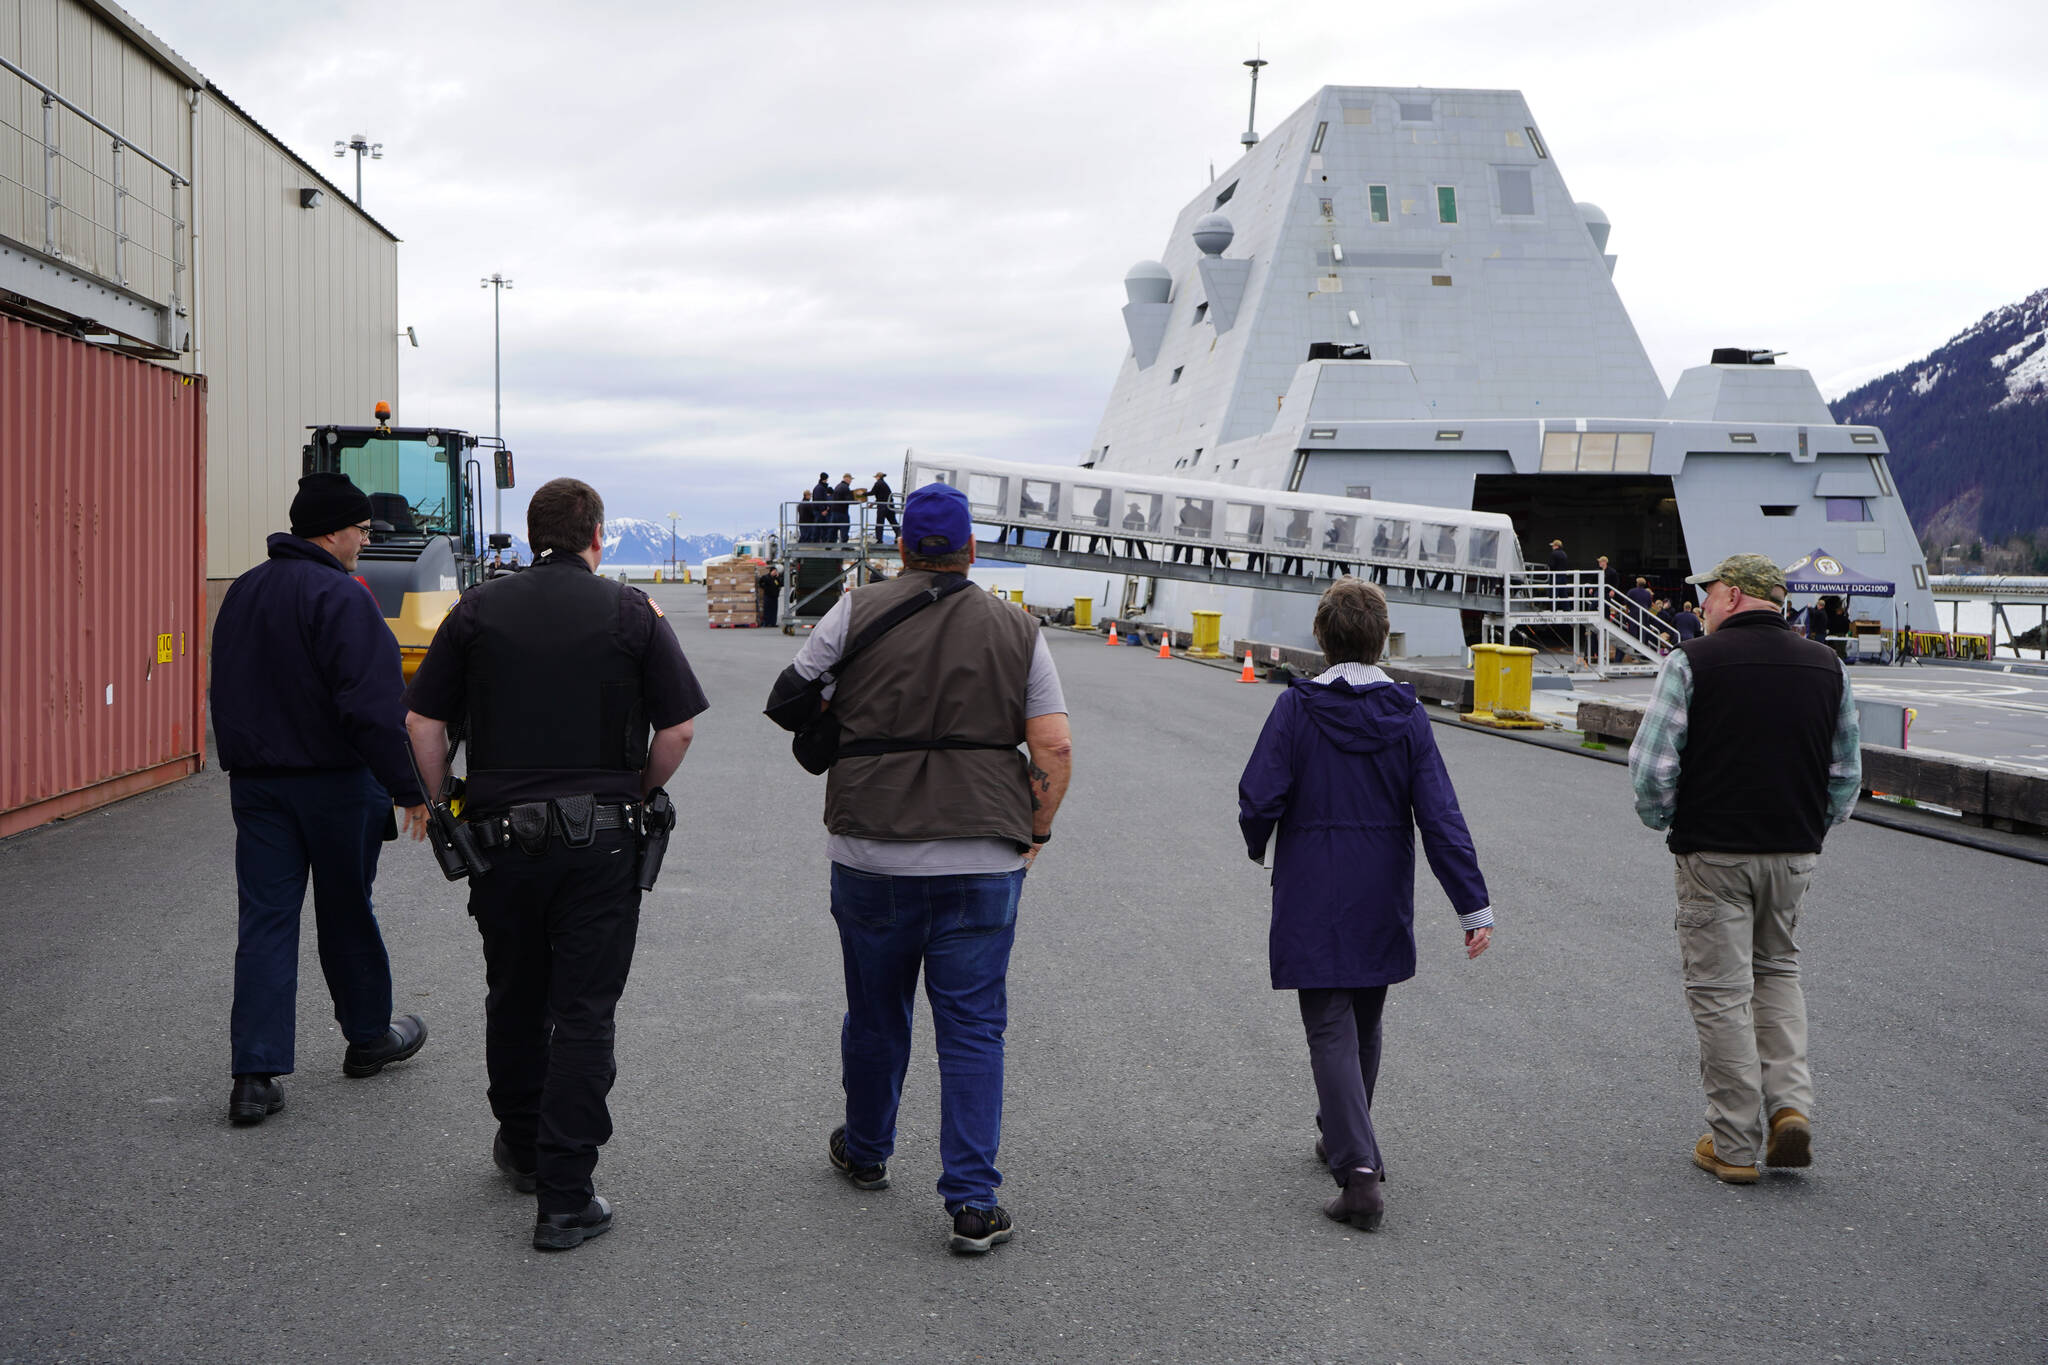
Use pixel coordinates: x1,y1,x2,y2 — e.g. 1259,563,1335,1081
1237,579,1494,1232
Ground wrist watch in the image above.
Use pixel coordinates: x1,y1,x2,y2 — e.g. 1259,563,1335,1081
1031,832,1052,844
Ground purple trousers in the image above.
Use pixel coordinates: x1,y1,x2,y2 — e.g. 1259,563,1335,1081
1298,986,1388,1187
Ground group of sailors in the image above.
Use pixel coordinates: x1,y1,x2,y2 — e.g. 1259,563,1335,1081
795,472,897,544
1547,540,1702,649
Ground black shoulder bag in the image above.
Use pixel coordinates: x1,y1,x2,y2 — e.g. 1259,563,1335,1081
762,574,975,774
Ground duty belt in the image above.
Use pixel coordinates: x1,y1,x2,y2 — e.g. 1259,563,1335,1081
467,795,646,854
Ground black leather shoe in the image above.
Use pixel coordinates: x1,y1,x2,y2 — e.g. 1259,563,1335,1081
229,1075,284,1126
533,1196,613,1251
493,1133,538,1194
342,1013,427,1078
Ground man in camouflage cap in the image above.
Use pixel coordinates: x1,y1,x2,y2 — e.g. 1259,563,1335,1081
1627,552,1861,1185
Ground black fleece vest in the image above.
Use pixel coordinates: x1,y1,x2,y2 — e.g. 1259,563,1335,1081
464,558,646,811
1669,610,1843,855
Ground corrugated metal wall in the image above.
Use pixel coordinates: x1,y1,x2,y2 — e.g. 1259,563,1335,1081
1,315,207,836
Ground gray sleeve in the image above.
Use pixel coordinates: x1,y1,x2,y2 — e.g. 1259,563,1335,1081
791,596,852,698
1025,632,1067,718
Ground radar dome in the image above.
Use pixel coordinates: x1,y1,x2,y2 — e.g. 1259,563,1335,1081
1575,202,1611,255
1123,259,1172,305
1192,213,1235,256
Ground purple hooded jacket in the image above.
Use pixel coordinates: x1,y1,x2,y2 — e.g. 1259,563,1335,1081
1238,672,1490,989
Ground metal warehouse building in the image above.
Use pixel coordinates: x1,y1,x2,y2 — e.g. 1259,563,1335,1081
2,0,401,832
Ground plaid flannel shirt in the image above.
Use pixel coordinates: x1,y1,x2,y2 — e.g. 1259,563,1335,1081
1628,649,1862,831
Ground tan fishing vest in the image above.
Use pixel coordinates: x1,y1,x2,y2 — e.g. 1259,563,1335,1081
823,571,1037,847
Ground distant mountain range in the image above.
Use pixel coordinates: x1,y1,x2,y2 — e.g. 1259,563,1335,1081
1829,287,2048,557
499,517,736,564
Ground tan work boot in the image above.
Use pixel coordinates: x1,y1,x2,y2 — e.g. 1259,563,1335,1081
1693,1134,1760,1184
1766,1108,1812,1168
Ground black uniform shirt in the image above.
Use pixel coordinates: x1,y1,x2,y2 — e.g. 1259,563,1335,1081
405,567,709,803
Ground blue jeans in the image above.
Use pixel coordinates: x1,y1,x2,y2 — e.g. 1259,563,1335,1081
229,770,395,1076
830,863,1023,1212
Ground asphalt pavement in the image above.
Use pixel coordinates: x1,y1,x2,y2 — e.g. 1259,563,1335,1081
1,582,2042,1363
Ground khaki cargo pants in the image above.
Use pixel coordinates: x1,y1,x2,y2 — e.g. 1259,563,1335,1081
1673,850,1818,1167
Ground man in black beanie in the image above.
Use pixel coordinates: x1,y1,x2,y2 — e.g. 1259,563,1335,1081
209,472,432,1127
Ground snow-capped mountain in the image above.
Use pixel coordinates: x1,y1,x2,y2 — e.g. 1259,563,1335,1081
1830,287,2048,553
497,518,735,565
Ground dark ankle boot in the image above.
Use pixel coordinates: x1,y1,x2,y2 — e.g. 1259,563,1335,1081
1322,1168,1385,1231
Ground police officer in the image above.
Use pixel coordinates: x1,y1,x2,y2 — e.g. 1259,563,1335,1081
403,477,708,1252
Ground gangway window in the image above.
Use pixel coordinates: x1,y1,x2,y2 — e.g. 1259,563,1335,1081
1119,493,1163,534
1221,502,1265,544
1173,496,1215,538
1075,484,1111,526
912,465,955,491
1418,524,1459,564
1324,514,1359,554
1371,518,1410,559
1277,508,1313,547
966,473,1009,516
1020,479,1060,520
1467,527,1501,569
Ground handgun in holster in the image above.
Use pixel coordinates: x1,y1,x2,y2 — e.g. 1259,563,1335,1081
635,787,677,892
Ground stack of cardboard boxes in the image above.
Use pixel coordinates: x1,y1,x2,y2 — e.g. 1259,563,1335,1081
705,559,765,628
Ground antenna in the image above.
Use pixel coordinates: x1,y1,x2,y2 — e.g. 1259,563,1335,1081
1242,55,1268,150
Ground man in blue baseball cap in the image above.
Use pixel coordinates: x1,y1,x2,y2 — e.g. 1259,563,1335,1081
772,479,1074,1254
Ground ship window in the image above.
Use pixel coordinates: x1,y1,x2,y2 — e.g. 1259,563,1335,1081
1541,431,1579,471
1191,302,1208,325
1277,509,1313,547
1526,126,1548,158
1468,528,1501,569
1418,524,1459,564
1170,366,1184,384
1761,505,1797,517
1578,432,1618,472
1496,168,1535,216
1214,180,1238,208
1729,433,1757,443
1075,485,1111,526
1223,502,1266,543
1369,185,1389,222
1436,186,1458,223
1912,563,1928,590
1400,101,1434,122
966,474,1008,515
1614,432,1653,472
1869,455,1894,496
1371,518,1409,558
1308,428,1338,440
1826,498,1871,522
1345,485,1373,500
1311,121,1328,153
1851,432,1879,445
1020,480,1060,521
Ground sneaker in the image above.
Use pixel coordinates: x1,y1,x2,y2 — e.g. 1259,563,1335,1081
1693,1134,1760,1184
948,1205,1014,1254
533,1195,612,1252
1766,1109,1812,1168
828,1125,888,1191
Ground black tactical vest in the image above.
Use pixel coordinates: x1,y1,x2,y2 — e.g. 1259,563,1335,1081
1669,609,1844,855
464,557,647,811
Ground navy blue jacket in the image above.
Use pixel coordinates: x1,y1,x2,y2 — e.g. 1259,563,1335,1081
210,533,423,806
1238,675,1488,989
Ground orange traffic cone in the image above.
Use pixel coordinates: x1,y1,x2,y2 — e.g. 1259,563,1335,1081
1157,631,1172,659
1237,650,1259,683
1105,622,1120,646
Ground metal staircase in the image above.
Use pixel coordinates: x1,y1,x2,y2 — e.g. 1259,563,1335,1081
1492,571,1670,677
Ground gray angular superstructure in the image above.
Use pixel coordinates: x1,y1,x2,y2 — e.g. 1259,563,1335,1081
1032,84,1936,656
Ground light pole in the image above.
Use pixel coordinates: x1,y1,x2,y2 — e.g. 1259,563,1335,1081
668,511,680,579
481,273,513,535
331,134,382,207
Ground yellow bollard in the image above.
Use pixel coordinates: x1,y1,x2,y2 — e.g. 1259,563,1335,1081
1188,610,1224,658
1072,597,1094,630
654,568,663,584
1009,589,1024,605
1462,644,1544,729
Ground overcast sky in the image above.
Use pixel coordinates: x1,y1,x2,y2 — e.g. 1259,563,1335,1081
144,0,2046,536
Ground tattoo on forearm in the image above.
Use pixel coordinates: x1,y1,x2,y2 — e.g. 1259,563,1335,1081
1028,762,1050,812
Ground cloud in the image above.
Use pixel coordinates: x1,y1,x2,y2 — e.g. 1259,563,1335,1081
141,0,2048,530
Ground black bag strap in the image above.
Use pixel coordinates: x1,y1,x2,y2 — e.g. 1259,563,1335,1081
820,572,975,683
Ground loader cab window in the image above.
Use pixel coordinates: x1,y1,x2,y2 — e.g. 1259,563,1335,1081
334,436,456,536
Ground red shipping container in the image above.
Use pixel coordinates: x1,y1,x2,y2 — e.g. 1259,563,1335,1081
1,316,208,837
